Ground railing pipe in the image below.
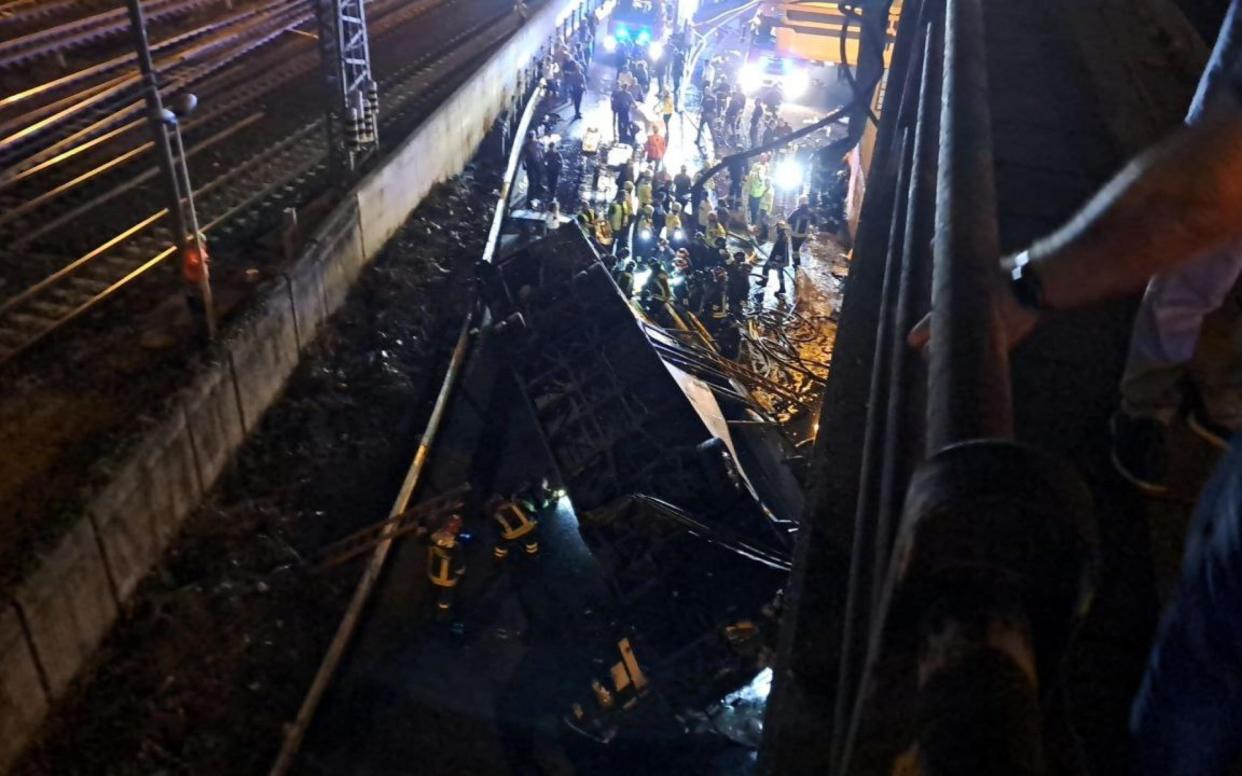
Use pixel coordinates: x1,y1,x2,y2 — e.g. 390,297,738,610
829,127,911,770
927,0,1010,451
873,17,939,608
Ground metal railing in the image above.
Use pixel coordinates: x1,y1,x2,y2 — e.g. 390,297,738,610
816,1,1100,773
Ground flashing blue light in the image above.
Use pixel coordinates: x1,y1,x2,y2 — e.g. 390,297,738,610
615,23,629,39
637,29,651,44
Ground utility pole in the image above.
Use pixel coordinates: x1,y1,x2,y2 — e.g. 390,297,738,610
125,0,215,342
315,0,379,179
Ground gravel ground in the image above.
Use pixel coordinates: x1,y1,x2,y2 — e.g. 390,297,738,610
14,163,500,776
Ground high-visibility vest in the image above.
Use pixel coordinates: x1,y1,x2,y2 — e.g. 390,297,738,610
427,543,462,587
637,181,653,206
609,202,627,231
492,502,536,541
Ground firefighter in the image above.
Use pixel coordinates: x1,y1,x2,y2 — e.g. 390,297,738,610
576,199,597,230
701,264,729,324
607,191,629,234
652,194,668,238
615,259,637,299
635,205,656,258
487,495,539,561
652,236,675,270
670,249,694,306
664,202,684,244
426,514,466,618
622,180,638,220
706,211,728,245
640,257,673,319
636,173,654,209
759,222,792,296
726,250,751,312
788,194,816,267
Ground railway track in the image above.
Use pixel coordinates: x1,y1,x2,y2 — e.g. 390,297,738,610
0,0,316,176
0,0,96,35
0,5,519,365
0,0,230,69
0,0,458,248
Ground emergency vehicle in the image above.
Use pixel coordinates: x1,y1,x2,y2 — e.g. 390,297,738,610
603,0,669,60
738,2,902,102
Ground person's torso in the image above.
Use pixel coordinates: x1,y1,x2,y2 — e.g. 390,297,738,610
493,503,535,538
771,236,789,259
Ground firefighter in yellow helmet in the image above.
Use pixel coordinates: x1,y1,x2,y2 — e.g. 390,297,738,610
486,494,539,561
426,514,466,618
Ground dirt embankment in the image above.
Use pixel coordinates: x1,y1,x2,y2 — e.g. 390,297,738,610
15,166,499,776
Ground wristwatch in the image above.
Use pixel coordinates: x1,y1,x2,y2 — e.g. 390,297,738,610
1008,250,1047,311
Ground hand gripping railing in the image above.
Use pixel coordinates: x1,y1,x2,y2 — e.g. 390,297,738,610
816,1,1100,774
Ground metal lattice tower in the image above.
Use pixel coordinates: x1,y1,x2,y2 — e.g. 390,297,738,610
316,0,378,176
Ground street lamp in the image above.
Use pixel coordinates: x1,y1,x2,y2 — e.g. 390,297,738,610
162,92,216,340
125,0,215,343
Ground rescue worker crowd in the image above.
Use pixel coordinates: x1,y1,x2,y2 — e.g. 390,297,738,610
536,18,851,360
512,5,860,357
579,173,818,357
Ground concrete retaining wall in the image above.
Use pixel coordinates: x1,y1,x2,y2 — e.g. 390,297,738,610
0,0,593,769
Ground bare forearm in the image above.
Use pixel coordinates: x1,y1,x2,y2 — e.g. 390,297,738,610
1028,107,1242,309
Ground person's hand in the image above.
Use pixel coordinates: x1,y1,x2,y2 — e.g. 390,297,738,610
906,283,1040,352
